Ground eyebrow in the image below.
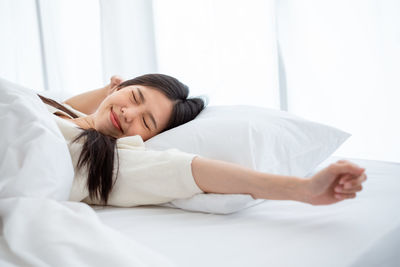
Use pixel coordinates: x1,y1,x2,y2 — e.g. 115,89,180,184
137,88,158,130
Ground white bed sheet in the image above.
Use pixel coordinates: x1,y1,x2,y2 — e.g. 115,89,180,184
94,157,400,267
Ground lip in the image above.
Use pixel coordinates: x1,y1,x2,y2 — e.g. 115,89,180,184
110,107,123,133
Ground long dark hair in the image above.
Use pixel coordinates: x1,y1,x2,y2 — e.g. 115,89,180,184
39,74,206,205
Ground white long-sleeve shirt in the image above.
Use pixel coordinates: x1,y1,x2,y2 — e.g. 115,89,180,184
45,103,203,207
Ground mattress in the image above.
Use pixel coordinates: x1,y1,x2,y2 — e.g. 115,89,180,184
94,156,400,267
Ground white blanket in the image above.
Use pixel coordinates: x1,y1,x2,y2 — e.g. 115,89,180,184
0,198,175,267
0,78,174,266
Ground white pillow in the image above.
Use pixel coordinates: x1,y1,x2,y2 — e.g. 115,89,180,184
160,194,265,214
0,78,74,200
146,105,350,214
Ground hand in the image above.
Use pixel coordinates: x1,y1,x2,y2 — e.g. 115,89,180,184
304,160,367,205
105,75,124,95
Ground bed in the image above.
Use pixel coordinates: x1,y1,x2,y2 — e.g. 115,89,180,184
94,156,400,267
1,78,399,267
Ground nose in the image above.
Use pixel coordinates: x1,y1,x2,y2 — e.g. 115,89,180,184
121,106,141,123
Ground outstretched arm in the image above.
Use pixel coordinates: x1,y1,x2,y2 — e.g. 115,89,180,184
191,157,367,206
63,75,123,114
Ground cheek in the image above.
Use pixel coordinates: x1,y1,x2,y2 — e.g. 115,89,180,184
124,121,139,134
93,115,106,132
95,108,111,127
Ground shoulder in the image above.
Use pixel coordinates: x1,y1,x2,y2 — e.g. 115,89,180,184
51,113,83,141
62,103,88,117
117,135,145,149
42,98,86,119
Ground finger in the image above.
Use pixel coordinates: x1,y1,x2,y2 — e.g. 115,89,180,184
334,192,356,200
343,173,367,189
338,173,353,185
339,172,364,185
332,161,365,176
111,75,124,86
335,185,362,194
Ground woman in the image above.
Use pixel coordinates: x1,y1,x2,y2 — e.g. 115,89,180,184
40,73,367,208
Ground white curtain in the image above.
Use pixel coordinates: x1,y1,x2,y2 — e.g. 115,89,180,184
37,0,103,99
0,0,104,99
0,0,398,162
99,0,157,81
276,0,400,163
0,0,44,91
152,0,280,108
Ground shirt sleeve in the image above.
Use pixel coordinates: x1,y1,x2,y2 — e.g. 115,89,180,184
81,145,204,207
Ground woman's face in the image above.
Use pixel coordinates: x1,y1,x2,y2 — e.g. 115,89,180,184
92,85,174,141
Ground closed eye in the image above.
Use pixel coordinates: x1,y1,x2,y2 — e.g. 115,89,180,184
143,117,150,130
131,91,137,103
132,90,150,130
